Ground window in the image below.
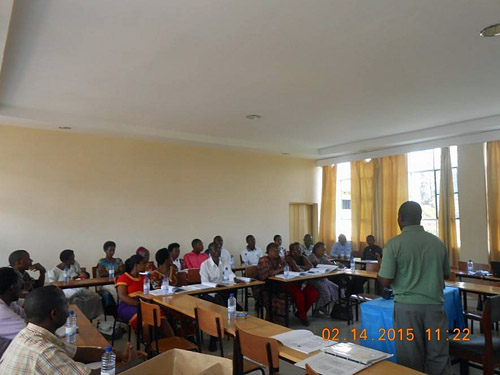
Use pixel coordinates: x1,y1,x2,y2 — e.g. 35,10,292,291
407,147,459,243
336,162,351,240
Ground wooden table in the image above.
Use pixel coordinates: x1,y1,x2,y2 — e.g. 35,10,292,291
70,305,109,347
153,294,423,374
49,277,114,289
454,271,500,283
445,280,500,311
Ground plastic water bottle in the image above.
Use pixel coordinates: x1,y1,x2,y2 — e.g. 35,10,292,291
63,266,70,284
223,265,230,283
350,257,355,272
467,260,474,274
108,265,115,280
230,255,235,268
143,273,150,295
65,310,76,344
101,346,116,375
284,263,290,279
228,293,236,321
161,276,170,295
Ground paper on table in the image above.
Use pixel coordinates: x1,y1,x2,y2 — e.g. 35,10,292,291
275,271,307,279
315,264,338,270
307,267,337,274
236,276,251,283
323,343,392,365
271,330,335,354
201,282,218,288
295,352,366,375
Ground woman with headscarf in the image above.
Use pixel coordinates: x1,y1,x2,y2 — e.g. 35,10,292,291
136,246,156,272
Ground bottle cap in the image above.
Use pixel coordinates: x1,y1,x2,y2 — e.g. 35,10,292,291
105,346,112,352
230,293,234,297
69,310,74,316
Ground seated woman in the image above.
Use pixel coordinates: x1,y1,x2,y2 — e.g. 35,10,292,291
150,248,174,289
256,242,287,324
115,255,173,337
285,243,319,326
136,247,156,272
307,242,340,315
97,241,124,277
48,249,103,319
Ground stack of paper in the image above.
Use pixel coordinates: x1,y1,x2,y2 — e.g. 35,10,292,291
295,343,392,375
271,330,336,354
275,271,307,279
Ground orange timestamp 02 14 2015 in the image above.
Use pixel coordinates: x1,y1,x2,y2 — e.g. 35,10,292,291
321,327,471,342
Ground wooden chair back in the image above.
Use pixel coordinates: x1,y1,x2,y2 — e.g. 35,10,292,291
245,265,258,279
80,267,87,273
194,306,224,338
139,299,162,327
365,263,380,272
176,270,188,286
482,295,500,360
305,364,320,375
234,323,279,374
448,271,456,282
92,266,98,278
187,268,201,284
194,306,225,356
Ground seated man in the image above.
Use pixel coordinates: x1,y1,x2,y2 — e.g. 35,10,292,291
8,250,46,293
330,234,352,259
184,239,209,269
299,234,314,256
0,286,143,374
240,235,263,265
200,242,242,352
0,267,26,340
362,235,382,260
273,235,286,258
213,235,232,266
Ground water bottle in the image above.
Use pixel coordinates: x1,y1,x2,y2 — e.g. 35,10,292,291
108,265,115,280
65,310,76,344
161,276,170,295
143,273,150,295
223,265,230,283
101,346,116,375
230,255,235,268
228,293,236,321
284,263,290,279
467,260,474,274
350,257,355,272
63,266,70,284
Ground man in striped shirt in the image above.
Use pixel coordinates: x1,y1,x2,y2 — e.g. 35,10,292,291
0,286,140,375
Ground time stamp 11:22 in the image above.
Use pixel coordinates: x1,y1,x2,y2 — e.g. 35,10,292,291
321,328,471,342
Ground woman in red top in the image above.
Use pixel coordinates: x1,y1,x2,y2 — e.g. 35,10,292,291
115,255,173,336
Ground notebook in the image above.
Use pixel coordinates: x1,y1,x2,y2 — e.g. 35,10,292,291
271,330,336,354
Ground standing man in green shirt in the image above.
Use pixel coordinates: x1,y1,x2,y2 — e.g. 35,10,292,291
377,201,451,375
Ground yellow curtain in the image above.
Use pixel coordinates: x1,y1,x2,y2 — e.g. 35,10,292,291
438,147,459,267
351,160,375,252
380,154,408,245
487,141,500,262
319,165,337,250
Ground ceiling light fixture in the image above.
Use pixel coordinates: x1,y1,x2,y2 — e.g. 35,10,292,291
58,126,72,130
246,114,262,120
480,24,500,37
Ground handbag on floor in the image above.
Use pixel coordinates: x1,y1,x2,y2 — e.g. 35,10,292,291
330,299,353,321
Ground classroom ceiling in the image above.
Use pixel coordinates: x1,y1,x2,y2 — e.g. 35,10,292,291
1,0,500,160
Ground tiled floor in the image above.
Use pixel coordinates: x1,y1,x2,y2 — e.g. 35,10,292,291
103,295,492,375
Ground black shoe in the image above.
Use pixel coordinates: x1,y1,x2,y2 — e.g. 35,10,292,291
208,338,218,352
301,318,310,326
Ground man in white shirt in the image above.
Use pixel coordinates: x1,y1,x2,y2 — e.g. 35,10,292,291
240,235,263,265
199,243,242,353
213,235,232,266
0,267,26,340
330,234,352,259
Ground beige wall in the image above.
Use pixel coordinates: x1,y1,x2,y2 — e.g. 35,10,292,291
0,125,316,271
457,142,489,264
